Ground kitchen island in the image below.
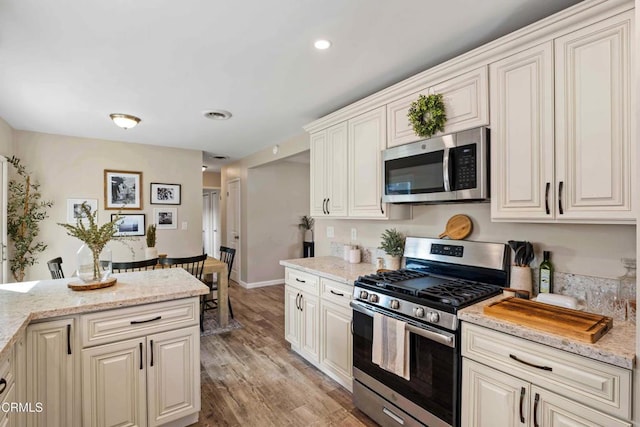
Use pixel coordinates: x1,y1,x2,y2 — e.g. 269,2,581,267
0,268,209,427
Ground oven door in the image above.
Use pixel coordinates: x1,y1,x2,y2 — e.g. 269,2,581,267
351,301,459,427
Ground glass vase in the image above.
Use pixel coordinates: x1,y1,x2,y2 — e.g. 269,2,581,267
618,258,636,322
76,244,112,283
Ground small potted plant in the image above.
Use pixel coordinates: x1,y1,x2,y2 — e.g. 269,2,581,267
145,224,158,260
379,228,405,270
298,215,314,242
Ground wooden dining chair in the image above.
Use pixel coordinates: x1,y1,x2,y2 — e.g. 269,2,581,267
112,258,158,273
158,254,207,280
47,257,64,279
202,246,236,324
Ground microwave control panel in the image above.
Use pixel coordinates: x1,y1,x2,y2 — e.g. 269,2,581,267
453,144,477,190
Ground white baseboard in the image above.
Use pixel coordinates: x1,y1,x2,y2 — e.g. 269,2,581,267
238,278,284,289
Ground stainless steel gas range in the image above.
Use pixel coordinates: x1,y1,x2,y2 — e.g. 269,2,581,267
351,237,510,427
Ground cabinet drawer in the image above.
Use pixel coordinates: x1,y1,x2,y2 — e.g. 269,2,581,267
81,298,199,347
320,278,352,307
462,323,632,419
285,268,319,294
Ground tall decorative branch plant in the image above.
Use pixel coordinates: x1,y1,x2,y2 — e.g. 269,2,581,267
58,203,120,282
7,156,54,282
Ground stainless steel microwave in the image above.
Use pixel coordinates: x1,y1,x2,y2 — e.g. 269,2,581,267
382,126,489,203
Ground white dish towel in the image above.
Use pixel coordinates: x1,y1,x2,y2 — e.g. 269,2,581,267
371,312,410,380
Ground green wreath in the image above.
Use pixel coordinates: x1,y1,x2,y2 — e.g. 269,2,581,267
407,93,447,138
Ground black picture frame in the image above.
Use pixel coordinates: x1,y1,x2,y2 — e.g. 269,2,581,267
112,214,146,237
150,183,181,205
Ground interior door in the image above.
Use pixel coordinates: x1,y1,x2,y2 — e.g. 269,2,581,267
211,190,220,259
226,179,240,283
202,193,211,255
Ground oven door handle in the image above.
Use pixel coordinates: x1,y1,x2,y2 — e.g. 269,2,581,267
350,301,455,348
443,147,452,192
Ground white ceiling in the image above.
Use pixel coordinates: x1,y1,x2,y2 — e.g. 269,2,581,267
0,0,582,168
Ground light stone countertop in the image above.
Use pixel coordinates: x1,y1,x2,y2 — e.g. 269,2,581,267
0,268,209,361
280,256,377,285
459,295,636,369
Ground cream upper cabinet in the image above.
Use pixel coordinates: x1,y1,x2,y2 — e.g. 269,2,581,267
310,122,348,217
386,67,489,148
554,11,634,222
491,11,634,223
348,107,386,217
490,41,555,220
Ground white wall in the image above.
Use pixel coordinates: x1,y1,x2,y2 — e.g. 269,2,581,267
315,203,636,279
246,160,309,284
203,171,221,188
14,130,203,280
0,117,13,157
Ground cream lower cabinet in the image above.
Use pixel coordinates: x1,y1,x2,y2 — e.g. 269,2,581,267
461,323,632,427
80,298,200,427
285,268,353,391
26,317,80,427
491,11,635,223
82,326,199,427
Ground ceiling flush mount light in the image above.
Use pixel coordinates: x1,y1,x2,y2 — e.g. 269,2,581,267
203,110,232,120
109,113,141,130
314,39,331,50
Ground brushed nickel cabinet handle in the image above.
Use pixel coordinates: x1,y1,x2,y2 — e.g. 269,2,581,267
67,324,72,355
509,354,552,371
330,290,344,297
131,316,162,325
533,393,540,427
326,198,330,215
150,340,154,367
139,343,143,370
544,182,550,215
380,197,384,215
519,387,526,423
558,181,564,214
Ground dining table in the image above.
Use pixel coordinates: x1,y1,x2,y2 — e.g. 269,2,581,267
202,256,230,327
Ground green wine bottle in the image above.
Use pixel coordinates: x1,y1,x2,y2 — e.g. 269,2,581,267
539,251,554,293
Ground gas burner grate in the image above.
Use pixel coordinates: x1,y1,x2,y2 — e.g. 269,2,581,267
417,281,500,307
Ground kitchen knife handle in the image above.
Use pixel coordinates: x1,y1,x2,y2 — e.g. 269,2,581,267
509,354,552,371
558,181,564,214
519,387,526,423
533,392,540,427
544,182,550,215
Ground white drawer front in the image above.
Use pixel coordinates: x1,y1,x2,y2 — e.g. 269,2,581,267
81,298,199,347
285,268,319,294
462,323,631,419
320,278,352,308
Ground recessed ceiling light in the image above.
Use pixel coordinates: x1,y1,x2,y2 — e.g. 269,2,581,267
202,165,208,172
212,155,229,160
203,110,232,120
314,39,332,50
109,113,141,129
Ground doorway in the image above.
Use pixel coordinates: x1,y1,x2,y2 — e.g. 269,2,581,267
226,179,240,283
202,190,220,259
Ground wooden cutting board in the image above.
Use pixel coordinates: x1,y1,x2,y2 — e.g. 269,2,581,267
483,297,613,343
438,214,472,239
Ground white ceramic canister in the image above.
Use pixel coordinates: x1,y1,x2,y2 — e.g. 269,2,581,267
349,248,361,264
343,245,353,261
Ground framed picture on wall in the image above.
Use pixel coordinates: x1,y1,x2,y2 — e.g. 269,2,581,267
66,198,98,224
150,183,181,205
154,207,177,230
104,170,143,210
111,214,145,237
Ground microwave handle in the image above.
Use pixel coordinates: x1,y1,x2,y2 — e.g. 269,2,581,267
443,147,452,192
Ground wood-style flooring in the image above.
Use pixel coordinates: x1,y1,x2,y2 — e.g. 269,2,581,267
193,282,378,427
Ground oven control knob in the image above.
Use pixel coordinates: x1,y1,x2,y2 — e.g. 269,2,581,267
359,290,369,300
369,294,379,303
427,311,440,323
414,307,425,318
390,300,400,310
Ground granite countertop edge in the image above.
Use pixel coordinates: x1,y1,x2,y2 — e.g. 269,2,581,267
0,269,209,362
280,256,377,285
459,297,636,370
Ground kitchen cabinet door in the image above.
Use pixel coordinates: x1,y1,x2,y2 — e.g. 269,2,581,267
26,318,80,427
490,41,555,221
430,66,489,136
82,338,147,427
554,11,634,222
386,87,429,148
299,292,319,363
309,131,328,217
462,358,529,427
326,122,348,217
532,386,630,427
320,300,352,391
147,327,200,427
284,285,301,348
0,383,15,427
348,107,386,218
